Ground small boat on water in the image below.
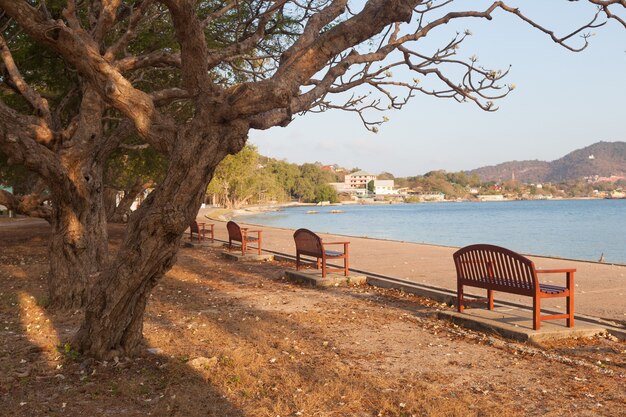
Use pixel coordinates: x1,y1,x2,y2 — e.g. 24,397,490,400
306,210,319,214
330,210,344,214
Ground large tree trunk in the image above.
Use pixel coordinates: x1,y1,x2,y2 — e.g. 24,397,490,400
48,169,109,310
47,87,109,310
74,122,245,358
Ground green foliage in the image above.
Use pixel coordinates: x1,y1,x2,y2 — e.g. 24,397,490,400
367,180,375,193
314,184,339,203
207,145,287,208
207,148,339,206
105,145,167,191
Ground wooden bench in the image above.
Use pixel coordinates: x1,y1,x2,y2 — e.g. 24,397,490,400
226,221,262,255
189,221,214,242
293,228,349,278
453,244,575,330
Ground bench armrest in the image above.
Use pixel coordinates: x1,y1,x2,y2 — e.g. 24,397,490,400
536,268,575,289
324,241,350,245
535,268,576,274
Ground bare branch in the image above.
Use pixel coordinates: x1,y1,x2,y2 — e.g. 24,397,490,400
201,0,238,28
150,88,191,105
93,0,123,44
0,33,53,129
107,0,157,60
115,50,181,72
206,0,288,69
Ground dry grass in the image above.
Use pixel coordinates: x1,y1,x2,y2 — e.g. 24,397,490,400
0,222,624,416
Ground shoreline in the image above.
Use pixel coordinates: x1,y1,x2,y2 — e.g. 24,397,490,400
200,200,626,267
198,203,626,267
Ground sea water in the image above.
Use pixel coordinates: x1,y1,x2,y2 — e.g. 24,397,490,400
236,199,626,264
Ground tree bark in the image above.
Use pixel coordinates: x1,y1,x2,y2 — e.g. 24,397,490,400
47,88,109,310
74,121,245,358
47,168,109,310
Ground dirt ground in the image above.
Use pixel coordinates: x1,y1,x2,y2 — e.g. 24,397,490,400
0,219,625,417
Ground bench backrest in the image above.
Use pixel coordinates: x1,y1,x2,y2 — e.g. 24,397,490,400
190,221,200,234
453,244,537,294
227,221,243,242
293,228,323,257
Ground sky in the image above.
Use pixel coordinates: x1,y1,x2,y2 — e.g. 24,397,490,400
248,1,626,177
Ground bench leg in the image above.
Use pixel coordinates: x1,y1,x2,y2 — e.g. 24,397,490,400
567,294,574,328
533,296,540,331
322,257,327,278
567,271,574,328
344,256,349,277
457,283,464,313
296,253,301,271
487,289,494,310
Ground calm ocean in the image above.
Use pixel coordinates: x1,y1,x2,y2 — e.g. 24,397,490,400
236,199,626,264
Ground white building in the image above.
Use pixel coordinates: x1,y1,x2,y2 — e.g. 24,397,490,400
374,180,396,195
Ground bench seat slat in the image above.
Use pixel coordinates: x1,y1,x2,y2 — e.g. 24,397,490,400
539,284,567,294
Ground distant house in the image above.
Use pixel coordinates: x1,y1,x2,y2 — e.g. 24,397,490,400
344,170,376,189
374,180,396,195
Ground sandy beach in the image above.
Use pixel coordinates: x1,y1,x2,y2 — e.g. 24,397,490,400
199,207,626,325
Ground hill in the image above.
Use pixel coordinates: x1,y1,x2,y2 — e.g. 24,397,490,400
468,141,626,183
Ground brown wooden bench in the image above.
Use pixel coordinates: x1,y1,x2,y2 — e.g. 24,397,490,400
453,244,575,330
293,228,349,278
189,221,214,242
226,221,262,255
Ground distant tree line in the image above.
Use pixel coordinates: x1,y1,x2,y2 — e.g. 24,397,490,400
206,145,340,208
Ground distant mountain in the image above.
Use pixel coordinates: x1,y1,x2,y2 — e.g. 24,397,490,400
468,141,626,183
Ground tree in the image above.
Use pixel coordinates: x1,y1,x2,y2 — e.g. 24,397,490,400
367,179,375,193
314,183,339,203
0,1,623,358
207,144,270,208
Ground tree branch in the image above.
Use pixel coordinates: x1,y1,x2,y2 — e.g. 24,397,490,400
0,33,53,129
0,0,177,154
0,100,64,183
106,0,157,60
93,0,123,44
0,188,52,221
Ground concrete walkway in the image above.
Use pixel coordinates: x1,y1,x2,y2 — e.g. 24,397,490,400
200,213,626,325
